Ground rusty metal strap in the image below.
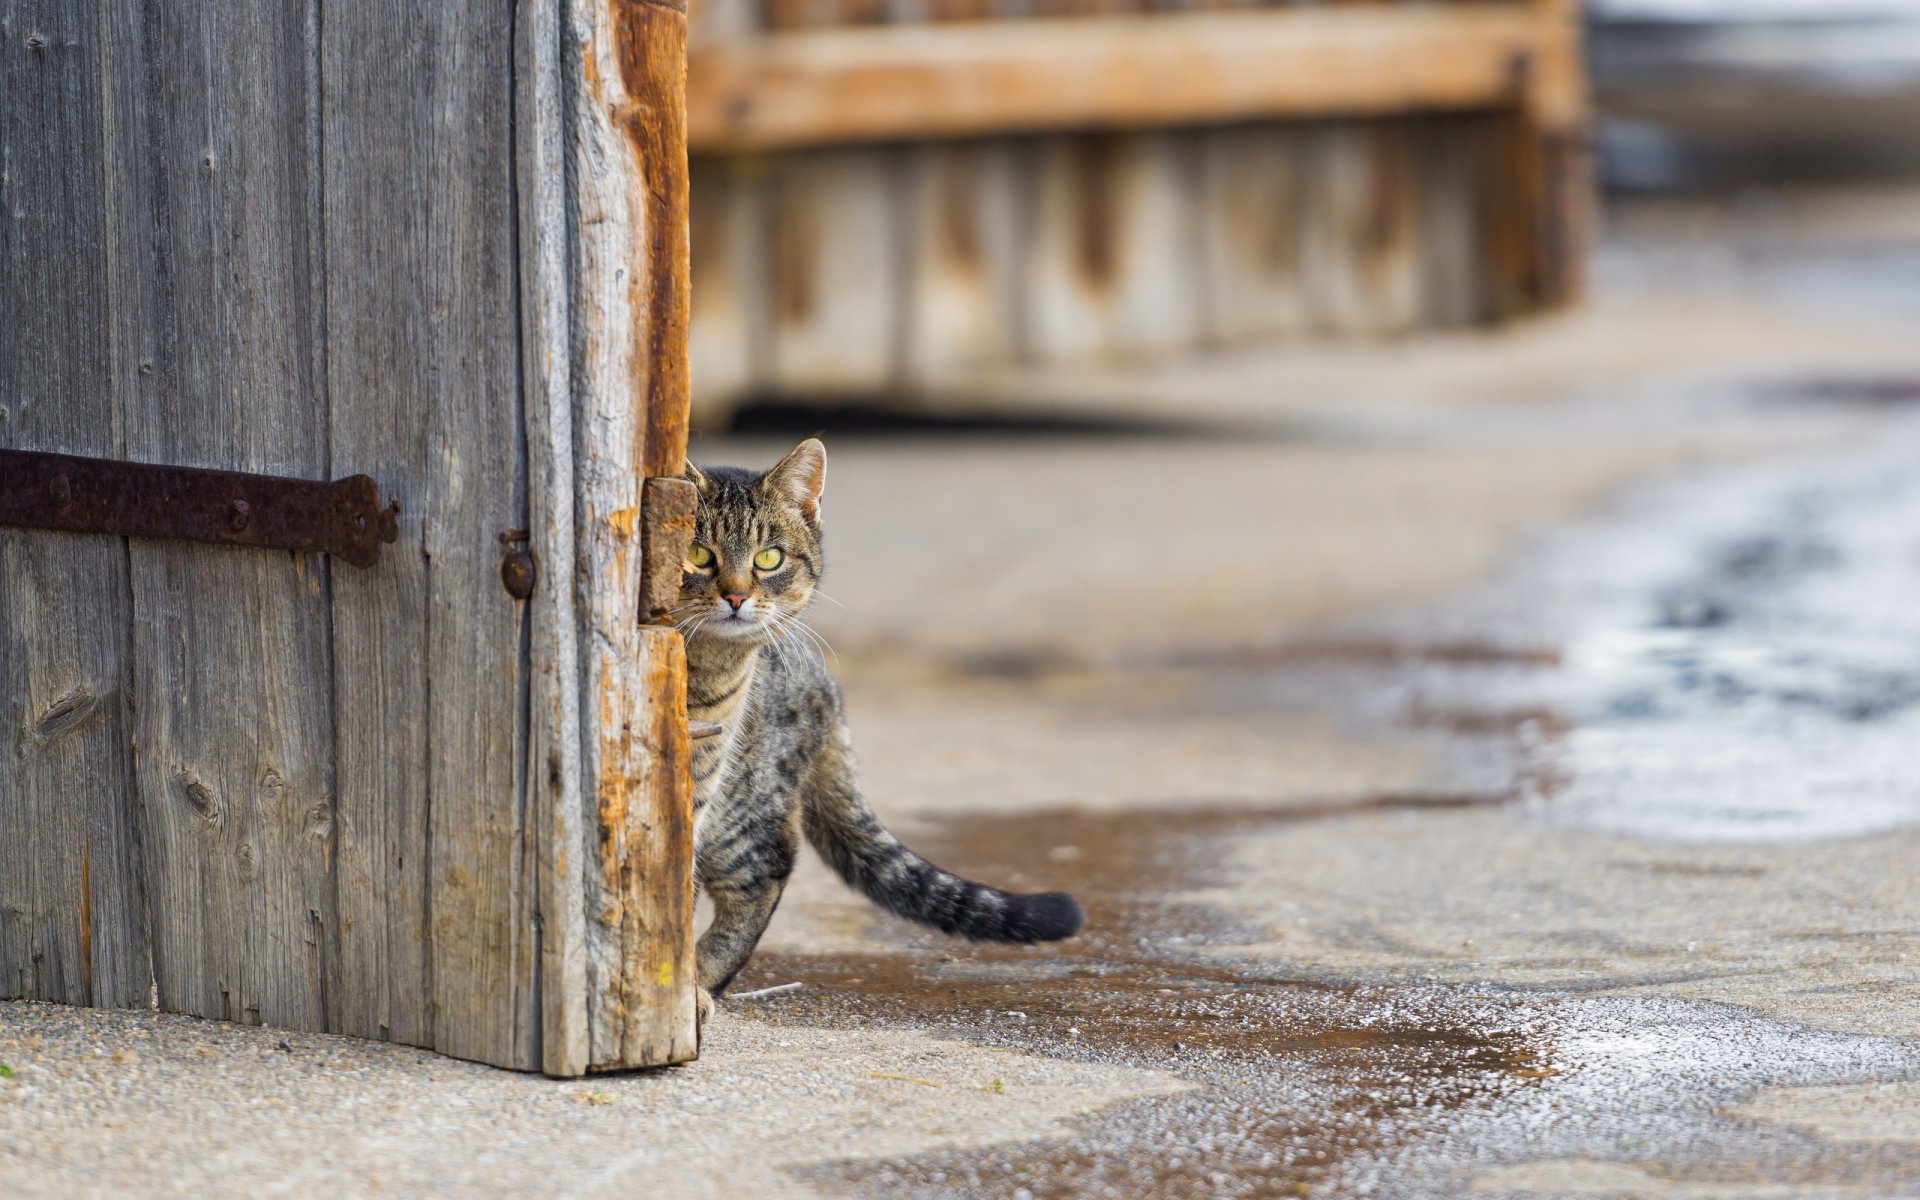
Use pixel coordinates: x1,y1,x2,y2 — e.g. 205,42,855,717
0,448,400,569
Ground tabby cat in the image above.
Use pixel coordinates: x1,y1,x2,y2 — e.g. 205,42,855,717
677,438,1083,1019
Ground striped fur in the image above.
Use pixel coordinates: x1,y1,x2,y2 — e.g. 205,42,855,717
677,440,1083,1005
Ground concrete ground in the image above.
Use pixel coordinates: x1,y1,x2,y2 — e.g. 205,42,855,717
8,187,1920,1197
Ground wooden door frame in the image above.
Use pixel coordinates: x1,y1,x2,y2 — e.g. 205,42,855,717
520,0,701,1075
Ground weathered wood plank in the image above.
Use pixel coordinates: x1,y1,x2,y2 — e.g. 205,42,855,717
519,0,592,1079
765,148,907,394
0,0,149,1009
641,478,699,624
318,1,535,1069
1023,132,1201,364
1298,118,1421,337
896,138,1029,383
617,626,697,1064
688,5,1563,151
318,0,433,1053
1195,122,1310,346
570,0,700,1070
102,0,337,1031
1415,114,1492,330
408,3,537,1071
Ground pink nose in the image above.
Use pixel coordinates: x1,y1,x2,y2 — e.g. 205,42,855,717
722,593,748,611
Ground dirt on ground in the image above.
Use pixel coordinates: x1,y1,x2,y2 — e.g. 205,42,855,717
7,189,1920,1198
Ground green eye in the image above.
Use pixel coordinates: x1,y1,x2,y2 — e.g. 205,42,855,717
686,544,714,569
753,547,784,571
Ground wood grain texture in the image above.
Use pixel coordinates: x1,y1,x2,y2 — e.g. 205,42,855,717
103,0,337,1032
519,0,592,1079
641,478,698,624
409,0,536,1075
613,626,696,1067
8,0,699,1074
622,0,696,479
0,0,149,1009
319,0,433,1053
313,0,535,1069
687,5,1553,151
570,0,700,1070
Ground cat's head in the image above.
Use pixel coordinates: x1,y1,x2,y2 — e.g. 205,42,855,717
677,438,827,647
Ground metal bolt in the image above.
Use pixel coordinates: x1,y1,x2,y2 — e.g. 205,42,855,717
501,547,536,600
48,473,72,510
228,498,252,531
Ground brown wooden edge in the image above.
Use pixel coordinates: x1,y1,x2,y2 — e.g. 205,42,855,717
687,3,1582,153
529,0,698,1076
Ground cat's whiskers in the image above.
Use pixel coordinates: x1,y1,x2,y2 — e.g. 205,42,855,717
784,610,838,663
764,607,836,666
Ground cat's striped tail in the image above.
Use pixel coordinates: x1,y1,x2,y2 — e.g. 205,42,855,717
802,770,1083,944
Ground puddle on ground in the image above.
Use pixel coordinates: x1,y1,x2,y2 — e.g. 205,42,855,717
1496,415,1920,844
735,803,1552,1198
732,804,1920,1198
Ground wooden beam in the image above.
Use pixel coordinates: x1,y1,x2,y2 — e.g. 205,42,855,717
566,0,701,1073
688,4,1579,152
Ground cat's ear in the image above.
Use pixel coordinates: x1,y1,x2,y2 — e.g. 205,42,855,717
764,437,826,522
682,458,711,490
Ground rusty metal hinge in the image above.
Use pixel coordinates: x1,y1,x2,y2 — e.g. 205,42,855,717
0,448,400,569
639,476,697,623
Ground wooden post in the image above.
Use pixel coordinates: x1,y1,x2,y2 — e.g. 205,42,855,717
558,0,700,1073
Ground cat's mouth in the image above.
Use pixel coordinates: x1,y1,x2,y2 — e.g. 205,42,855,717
705,604,770,640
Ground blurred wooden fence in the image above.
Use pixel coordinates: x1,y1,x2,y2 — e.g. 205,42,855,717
686,0,1586,418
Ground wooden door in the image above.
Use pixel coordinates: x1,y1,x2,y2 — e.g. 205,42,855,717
0,0,696,1074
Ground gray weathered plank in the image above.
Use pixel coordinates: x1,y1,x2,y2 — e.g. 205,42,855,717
0,0,149,1009
102,0,337,1031
401,3,536,1071
320,0,535,1071
317,1,435,1052
518,0,591,1079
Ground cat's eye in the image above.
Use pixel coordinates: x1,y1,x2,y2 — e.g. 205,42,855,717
753,547,784,571
686,543,715,570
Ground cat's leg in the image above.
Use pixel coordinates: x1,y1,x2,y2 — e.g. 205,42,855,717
696,823,798,1000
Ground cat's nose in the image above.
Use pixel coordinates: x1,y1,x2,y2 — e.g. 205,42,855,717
722,593,749,612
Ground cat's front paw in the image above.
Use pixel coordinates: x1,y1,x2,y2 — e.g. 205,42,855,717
696,986,715,1031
